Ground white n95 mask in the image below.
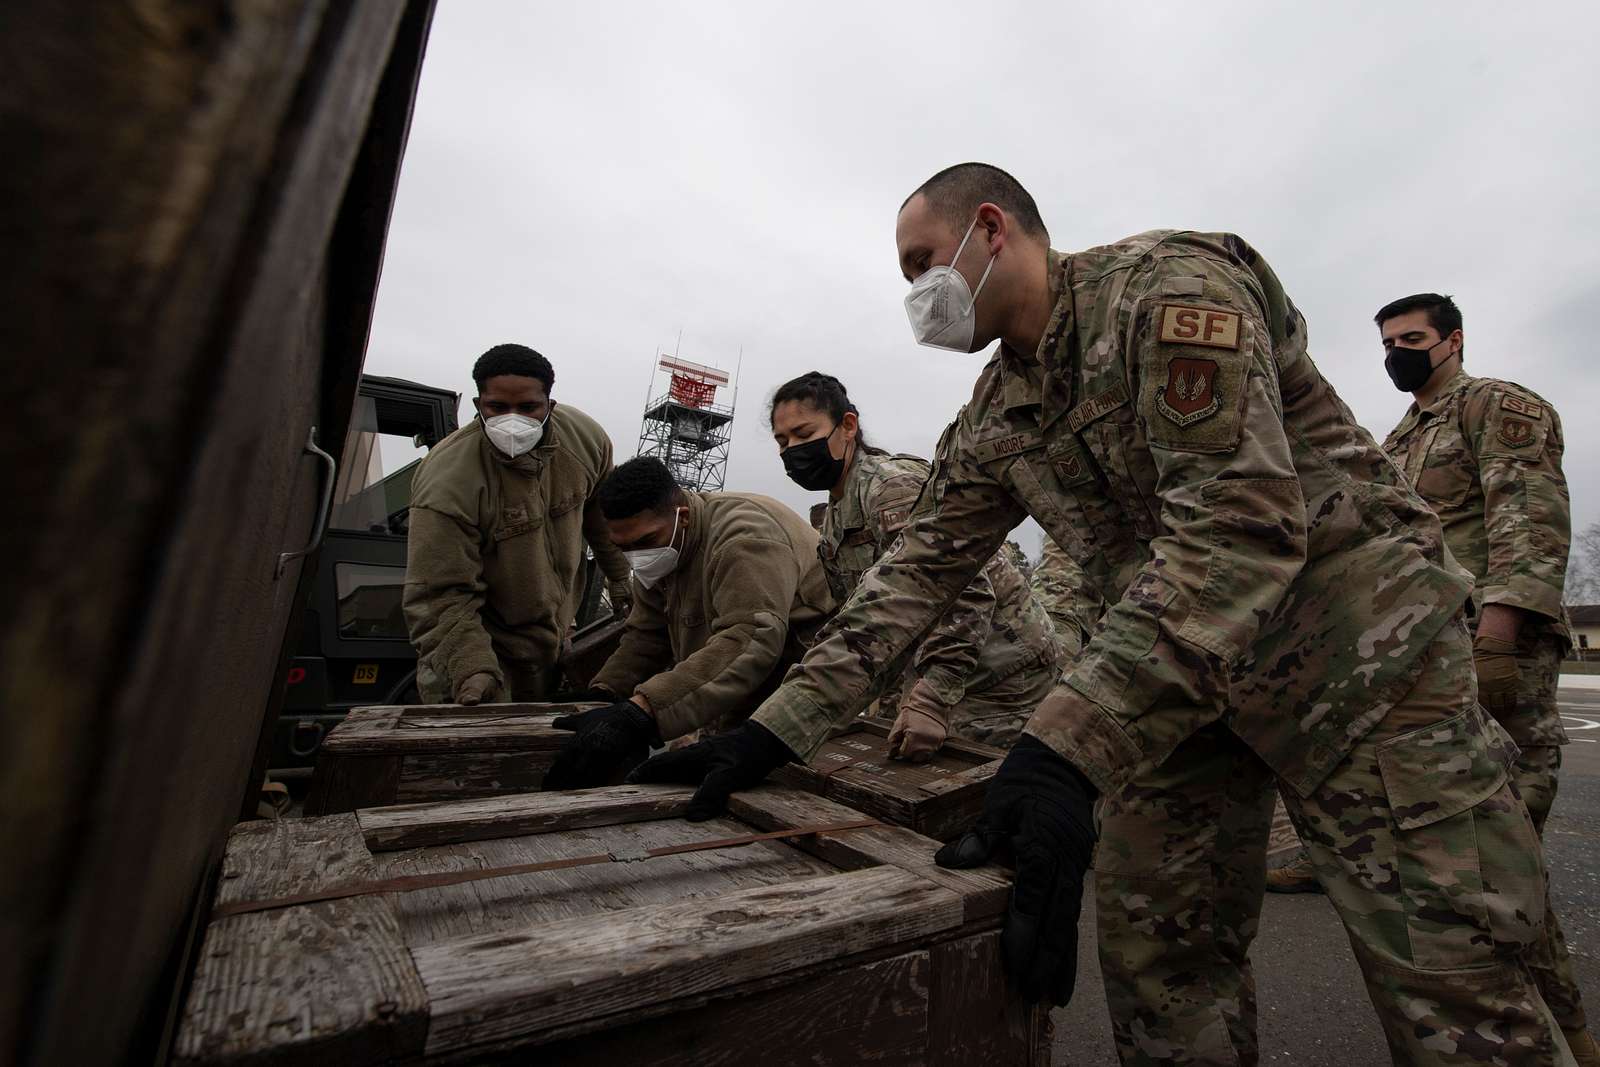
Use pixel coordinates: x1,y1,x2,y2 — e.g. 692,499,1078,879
903,215,996,353
483,412,545,457
625,508,683,589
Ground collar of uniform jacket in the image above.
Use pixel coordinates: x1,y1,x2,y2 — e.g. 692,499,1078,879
1392,367,1475,437
830,447,888,534
656,489,708,588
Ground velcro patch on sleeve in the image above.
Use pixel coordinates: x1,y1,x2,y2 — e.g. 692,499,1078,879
1159,304,1241,350
1140,303,1253,454
1500,394,1544,420
878,507,910,533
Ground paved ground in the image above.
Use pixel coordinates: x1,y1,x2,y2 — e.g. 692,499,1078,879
1051,684,1600,1065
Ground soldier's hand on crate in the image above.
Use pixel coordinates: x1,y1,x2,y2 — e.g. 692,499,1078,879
454,671,502,706
887,681,949,763
626,721,796,820
934,736,1098,1006
544,701,663,790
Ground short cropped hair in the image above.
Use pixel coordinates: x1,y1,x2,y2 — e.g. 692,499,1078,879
597,456,683,520
1373,293,1463,339
902,162,1050,243
472,343,555,393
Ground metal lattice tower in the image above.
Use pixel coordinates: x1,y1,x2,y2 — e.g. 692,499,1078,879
635,354,736,491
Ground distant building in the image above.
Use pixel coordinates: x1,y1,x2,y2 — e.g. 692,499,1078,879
1570,604,1600,659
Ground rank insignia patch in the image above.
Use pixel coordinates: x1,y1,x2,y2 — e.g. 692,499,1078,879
1155,356,1221,426
1498,416,1535,448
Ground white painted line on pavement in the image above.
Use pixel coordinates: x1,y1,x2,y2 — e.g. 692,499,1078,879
1559,714,1598,741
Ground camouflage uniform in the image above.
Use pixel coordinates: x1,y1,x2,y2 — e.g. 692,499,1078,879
1030,534,1099,657
819,447,1060,748
753,232,1562,1064
404,407,631,703
1386,369,1585,1033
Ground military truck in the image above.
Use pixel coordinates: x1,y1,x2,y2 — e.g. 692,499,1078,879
270,374,458,772
270,373,617,773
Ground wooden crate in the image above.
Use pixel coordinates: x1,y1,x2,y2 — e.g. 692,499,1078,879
771,718,1005,841
175,784,1049,1065
305,702,597,815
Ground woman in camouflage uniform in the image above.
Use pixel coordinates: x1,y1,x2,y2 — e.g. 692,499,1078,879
768,372,1060,761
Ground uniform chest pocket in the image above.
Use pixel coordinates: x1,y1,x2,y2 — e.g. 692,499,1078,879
491,503,544,544
548,487,584,518
1414,426,1475,508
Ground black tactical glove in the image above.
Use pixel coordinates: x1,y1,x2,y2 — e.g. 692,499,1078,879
543,701,661,791
935,735,1098,1006
625,721,796,821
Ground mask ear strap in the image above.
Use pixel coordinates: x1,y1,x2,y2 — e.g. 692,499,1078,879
949,216,979,267
970,252,997,302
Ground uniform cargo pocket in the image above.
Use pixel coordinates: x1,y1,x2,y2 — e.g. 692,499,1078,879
1376,707,1542,968
1376,707,1505,830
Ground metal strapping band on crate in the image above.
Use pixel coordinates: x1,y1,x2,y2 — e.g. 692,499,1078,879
210,817,881,918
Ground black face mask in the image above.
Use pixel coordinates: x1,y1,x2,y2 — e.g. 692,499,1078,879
1384,337,1450,393
781,427,846,491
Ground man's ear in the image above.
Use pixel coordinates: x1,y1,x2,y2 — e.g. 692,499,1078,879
471,396,483,417
976,201,1007,254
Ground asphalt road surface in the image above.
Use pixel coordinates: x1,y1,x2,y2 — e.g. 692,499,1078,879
1052,683,1600,1065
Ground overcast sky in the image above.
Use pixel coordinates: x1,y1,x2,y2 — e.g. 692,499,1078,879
367,1,1600,557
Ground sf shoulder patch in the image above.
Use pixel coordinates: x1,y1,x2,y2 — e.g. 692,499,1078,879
1140,302,1251,454
1158,304,1241,350
1500,394,1543,420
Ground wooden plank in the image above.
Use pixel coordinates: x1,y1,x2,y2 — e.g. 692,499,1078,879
213,813,378,904
928,930,1051,1067
394,751,548,801
770,718,1001,839
355,783,693,851
373,818,837,946
175,813,426,1066
727,788,1011,923
412,866,964,1056
319,703,588,755
174,898,427,1067
304,754,401,816
479,947,932,1066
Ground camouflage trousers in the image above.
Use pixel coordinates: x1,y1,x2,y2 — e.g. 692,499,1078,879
1095,621,1570,1065
1517,743,1585,1033
415,657,557,704
945,659,1059,749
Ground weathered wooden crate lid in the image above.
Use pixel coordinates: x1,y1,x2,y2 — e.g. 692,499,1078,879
175,785,1014,1064
772,718,1004,839
319,702,599,756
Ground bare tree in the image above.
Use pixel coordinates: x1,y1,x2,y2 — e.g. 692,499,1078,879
1566,520,1600,605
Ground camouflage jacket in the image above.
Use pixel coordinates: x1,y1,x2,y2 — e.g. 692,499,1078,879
403,406,631,693
1384,369,1571,647
592,490,835,740
754,231,1473,798
1030,535,1101,657
820,447,1059,706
